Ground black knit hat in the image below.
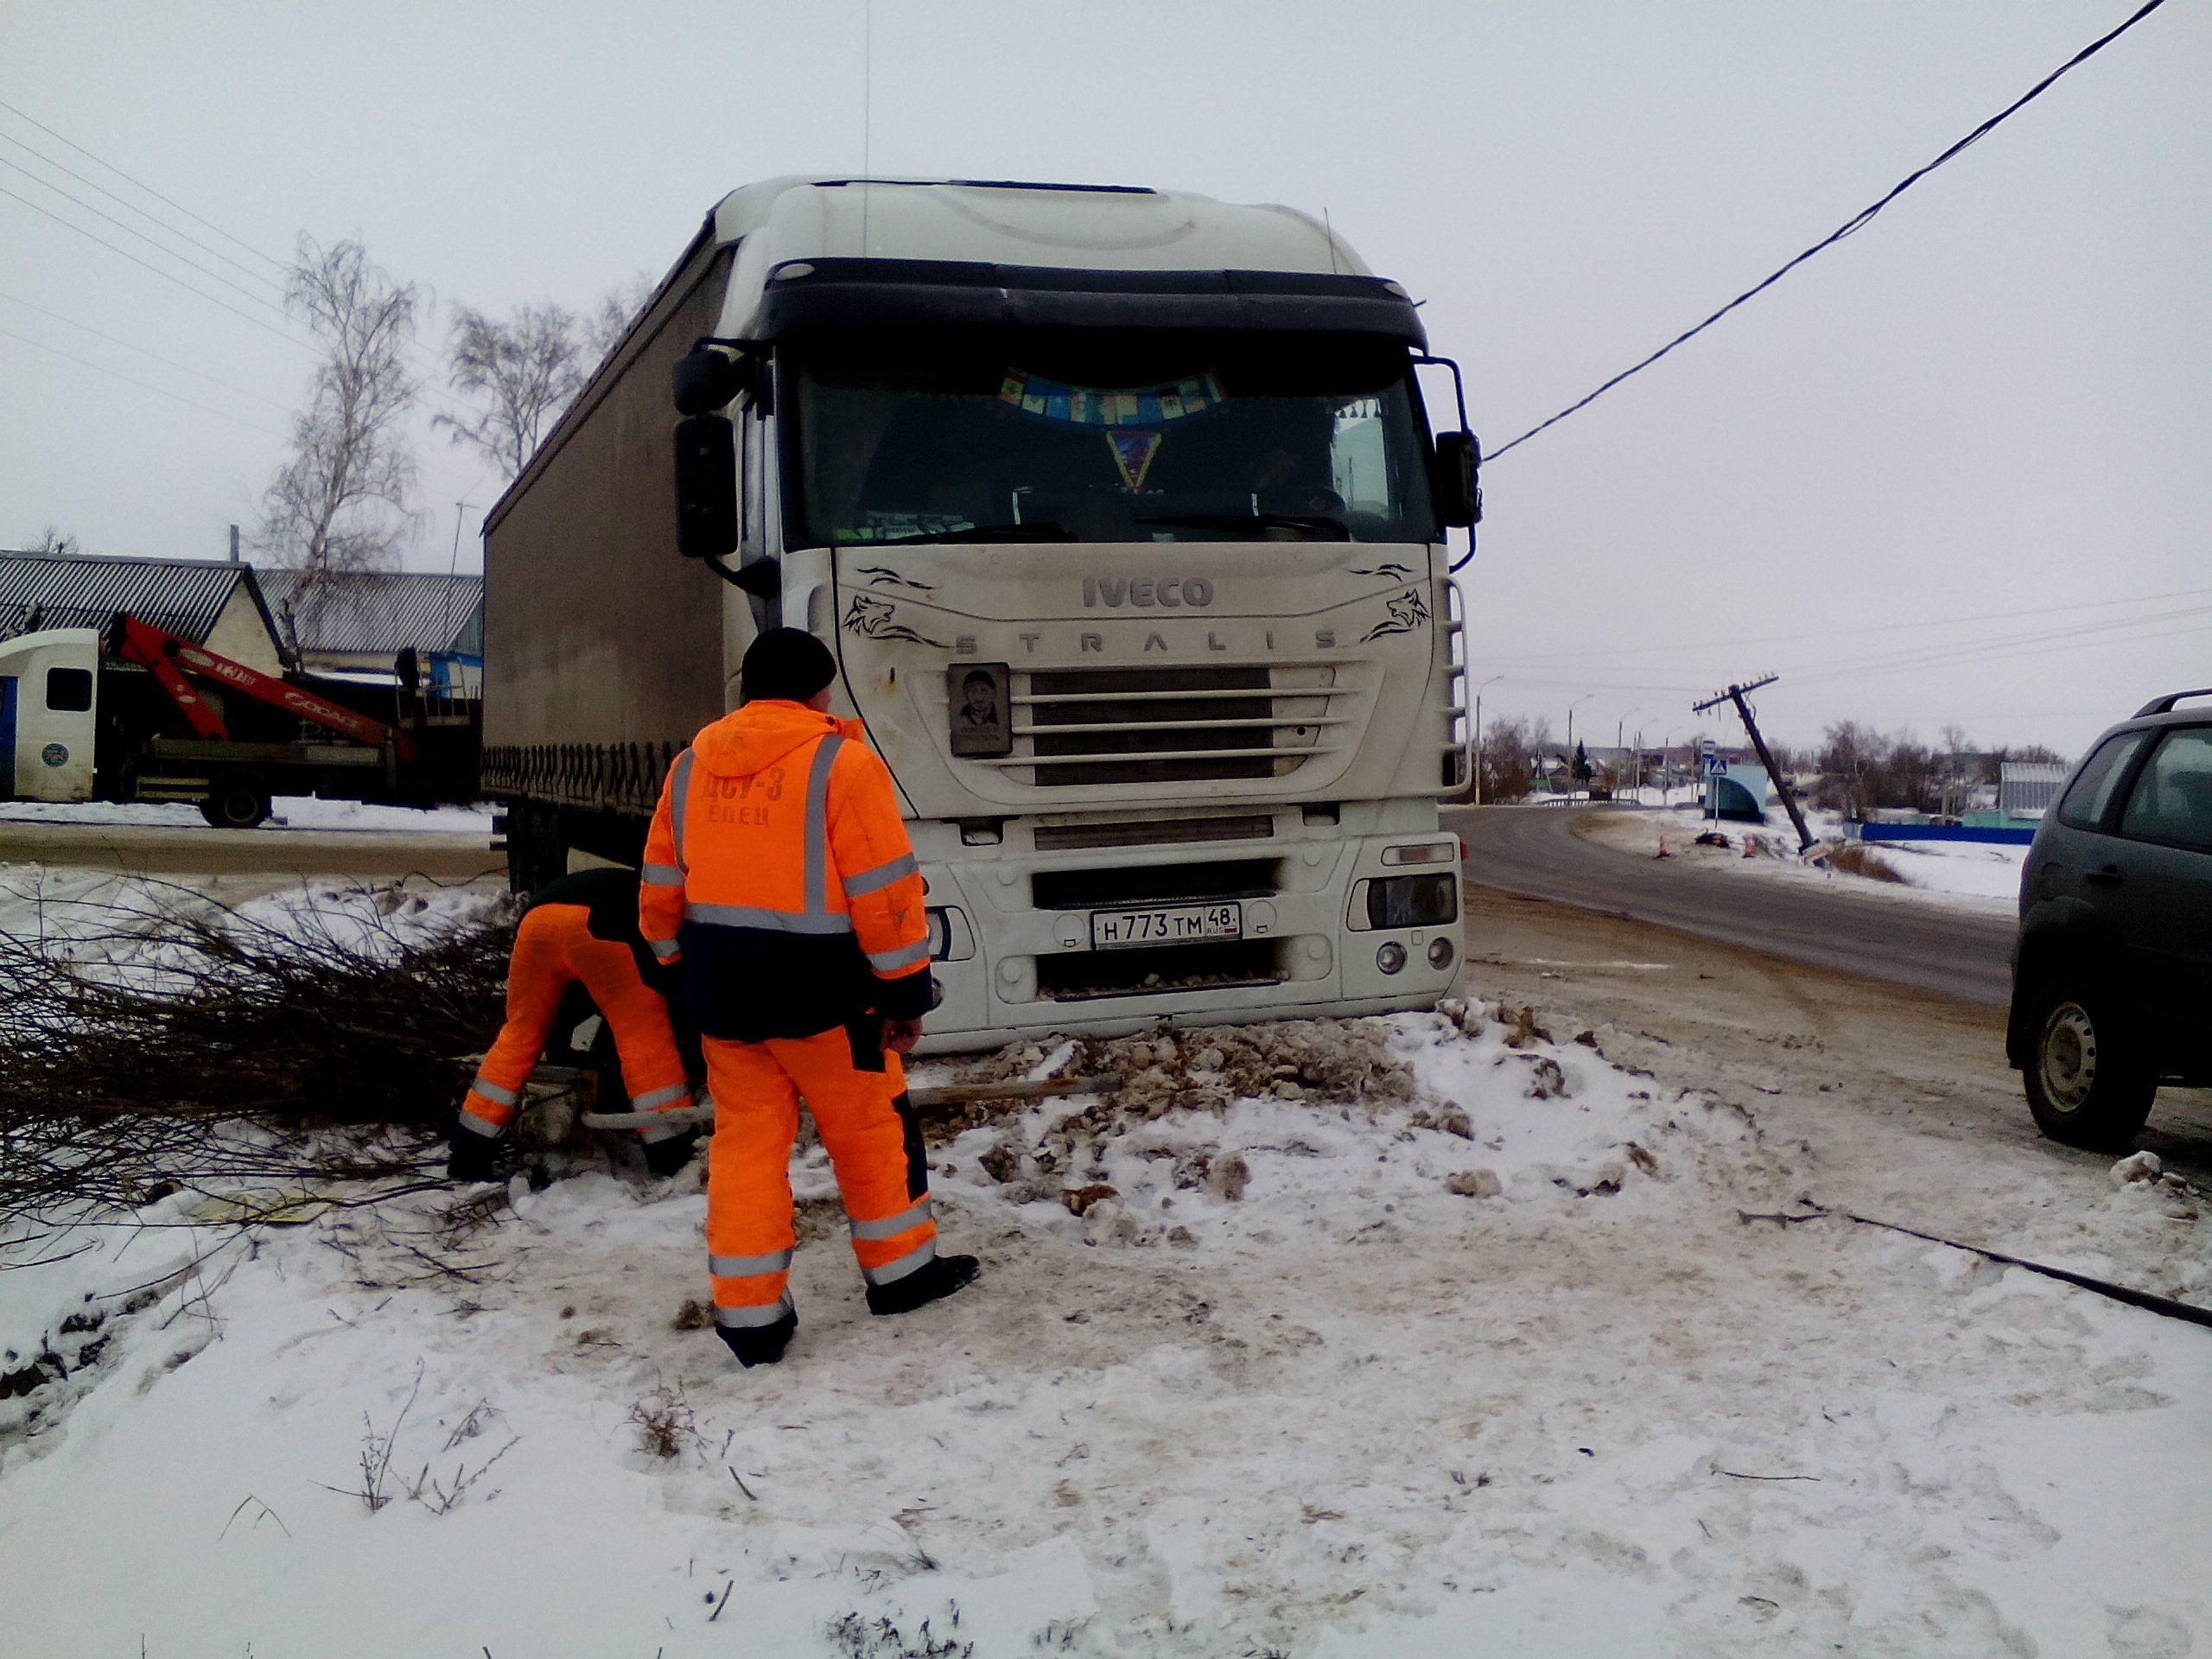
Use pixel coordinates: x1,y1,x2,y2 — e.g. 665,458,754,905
740,628,837,704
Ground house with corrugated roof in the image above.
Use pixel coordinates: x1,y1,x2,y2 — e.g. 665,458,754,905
258,569,484,680
0,549,286,674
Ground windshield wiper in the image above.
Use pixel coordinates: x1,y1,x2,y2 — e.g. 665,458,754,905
1135,512,1350,539
866,521,1076,546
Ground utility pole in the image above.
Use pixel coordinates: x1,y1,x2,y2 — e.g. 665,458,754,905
1692,674,1815,853
1471,674,1502,805
448,501,477,577
1566,693,1592,797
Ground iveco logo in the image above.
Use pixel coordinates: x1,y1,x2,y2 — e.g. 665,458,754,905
1082,576,1216,608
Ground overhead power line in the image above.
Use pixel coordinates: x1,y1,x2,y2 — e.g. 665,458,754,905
0,181,308,350
0,94,286,270
0,156,296,321
0,129,283,293
0,327,284,434
1785,605,2212,688
1484,0,2174,462
0,289,292,410
0,100,457,393
1489,582,2212,671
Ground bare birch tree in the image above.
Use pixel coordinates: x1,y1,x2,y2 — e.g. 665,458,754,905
435,302,588,482
25,525,83,556
258,236,421,594
584,271,655,361
437,276,658,483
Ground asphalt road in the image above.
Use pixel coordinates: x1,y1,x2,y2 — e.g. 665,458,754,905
1441,804,2018,1009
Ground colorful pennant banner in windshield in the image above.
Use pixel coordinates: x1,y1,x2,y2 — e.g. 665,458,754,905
996,370,1226,428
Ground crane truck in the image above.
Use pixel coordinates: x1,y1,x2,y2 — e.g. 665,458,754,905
0,612,478,826
482,176,1477,1053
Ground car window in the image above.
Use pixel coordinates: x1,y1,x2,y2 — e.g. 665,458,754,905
44,666,92,713
2119,726,2212,852
2056,730,2148,830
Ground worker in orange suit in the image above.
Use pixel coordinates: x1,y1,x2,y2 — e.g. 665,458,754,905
640,628,976,1368
448,865,699,1182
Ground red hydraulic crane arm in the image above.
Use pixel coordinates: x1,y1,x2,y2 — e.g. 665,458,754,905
107,613,418,761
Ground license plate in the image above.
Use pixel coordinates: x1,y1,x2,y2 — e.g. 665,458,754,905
1090,901,1243,950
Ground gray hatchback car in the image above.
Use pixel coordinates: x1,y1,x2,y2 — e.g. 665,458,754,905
2011,689,2212,1148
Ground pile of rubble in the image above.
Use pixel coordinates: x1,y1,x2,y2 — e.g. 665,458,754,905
934,1014,1460,1223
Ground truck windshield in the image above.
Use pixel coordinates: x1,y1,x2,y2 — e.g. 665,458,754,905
787,330,1437,547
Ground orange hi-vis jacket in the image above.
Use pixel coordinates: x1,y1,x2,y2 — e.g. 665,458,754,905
639,700,931,1041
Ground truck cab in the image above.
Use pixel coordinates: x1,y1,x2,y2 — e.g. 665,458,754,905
0,627,99,803
483,177,1478,1051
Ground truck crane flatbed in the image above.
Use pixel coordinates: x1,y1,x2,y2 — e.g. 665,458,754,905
0,613,478,827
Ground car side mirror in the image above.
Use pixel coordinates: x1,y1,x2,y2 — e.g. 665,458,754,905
671,347,755,416
673,415,738,560
1432,430,1480,528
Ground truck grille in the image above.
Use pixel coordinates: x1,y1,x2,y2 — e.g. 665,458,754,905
1036,938,1287,1001
985,663,1354,788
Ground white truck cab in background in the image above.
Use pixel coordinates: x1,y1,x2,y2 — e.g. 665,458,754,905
0,627,100,803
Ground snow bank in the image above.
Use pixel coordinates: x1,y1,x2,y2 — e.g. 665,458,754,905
0,797,496,834
3,1001,2205,1656
1579,804,2024,911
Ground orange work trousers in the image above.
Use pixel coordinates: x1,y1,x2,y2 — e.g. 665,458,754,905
702,1027,936,1331
459,903,690,1138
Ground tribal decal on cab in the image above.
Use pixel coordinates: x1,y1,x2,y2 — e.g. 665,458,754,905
1361,588,1431,642
842,594,948,648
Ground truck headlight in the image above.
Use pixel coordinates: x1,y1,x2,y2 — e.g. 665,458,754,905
1427,937,1455,970
1365,874,1459,929
1376,942,1408,975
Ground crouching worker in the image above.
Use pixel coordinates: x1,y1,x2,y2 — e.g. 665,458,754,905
642,629,978,1369
448,865,700,1182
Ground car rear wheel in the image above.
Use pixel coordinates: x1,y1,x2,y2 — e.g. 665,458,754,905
2022,979,2157,1151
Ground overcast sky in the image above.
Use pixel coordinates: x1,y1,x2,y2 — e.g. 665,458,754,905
3,2,2205,754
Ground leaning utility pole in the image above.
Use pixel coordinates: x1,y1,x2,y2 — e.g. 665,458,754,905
1693,674,1815,853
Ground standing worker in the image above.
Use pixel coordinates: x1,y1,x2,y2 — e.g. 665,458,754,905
641,629,977,1368
449,865,700,1180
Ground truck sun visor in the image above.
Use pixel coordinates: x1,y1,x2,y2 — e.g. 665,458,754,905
758,259,1427,348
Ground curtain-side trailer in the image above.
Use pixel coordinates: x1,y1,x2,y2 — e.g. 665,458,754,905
483,176,1476,1053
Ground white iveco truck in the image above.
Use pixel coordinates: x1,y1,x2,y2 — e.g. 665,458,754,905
483,177,1477,1052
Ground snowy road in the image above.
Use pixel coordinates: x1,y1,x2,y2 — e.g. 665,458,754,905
0,799,504,881
3,864,2208,1657
1445,804,2018,1007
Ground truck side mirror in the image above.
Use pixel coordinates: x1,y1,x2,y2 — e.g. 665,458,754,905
672,348,753,416
1432,431,1480,528
673,415,739,560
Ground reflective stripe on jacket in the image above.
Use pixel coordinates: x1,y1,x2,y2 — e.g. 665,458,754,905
639,698,931,1041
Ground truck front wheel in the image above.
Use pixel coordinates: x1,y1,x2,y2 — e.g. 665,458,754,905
200,772,272,830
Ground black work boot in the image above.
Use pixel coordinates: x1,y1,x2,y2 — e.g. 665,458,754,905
715,1306,797,1368
866,1254,980,1316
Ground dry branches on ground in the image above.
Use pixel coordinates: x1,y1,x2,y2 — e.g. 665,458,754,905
0,877,512,1224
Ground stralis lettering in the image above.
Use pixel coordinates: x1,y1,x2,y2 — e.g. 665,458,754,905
1083,576,1216,609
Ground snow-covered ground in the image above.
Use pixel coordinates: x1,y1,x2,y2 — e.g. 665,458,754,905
0,797,496,834
3,904,2207,1659
1578,804,2027,911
